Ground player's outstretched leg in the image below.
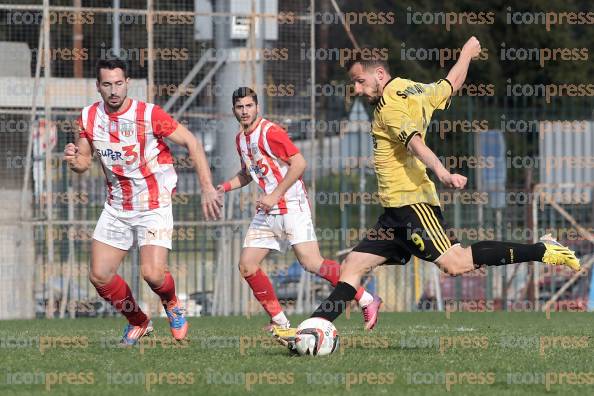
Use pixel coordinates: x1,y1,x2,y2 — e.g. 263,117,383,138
90,240,153,346
436,235,581,276
141,246,188,341
472,234,580,270
239,247,290,331
293,242,382,330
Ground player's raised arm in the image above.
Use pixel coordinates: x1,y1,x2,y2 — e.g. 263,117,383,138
63,135,93,174
165,123,222,220
407,135,467,190
445,36,482,93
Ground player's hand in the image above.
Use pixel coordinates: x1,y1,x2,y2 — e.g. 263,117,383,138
63,143,79,166
64,143,79,171
201,184,222,220
215,184,226,205
439,172,467,189
462,36,481,59
216,184,226,197
256,192,280,212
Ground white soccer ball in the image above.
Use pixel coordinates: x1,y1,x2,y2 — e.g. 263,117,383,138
294,318,339,356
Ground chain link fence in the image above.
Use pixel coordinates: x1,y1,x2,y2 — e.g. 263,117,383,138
0,1,592,320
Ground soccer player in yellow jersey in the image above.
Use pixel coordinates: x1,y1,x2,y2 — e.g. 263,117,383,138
275,37,581,333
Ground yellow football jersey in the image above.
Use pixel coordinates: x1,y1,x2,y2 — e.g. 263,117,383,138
371,77,453,208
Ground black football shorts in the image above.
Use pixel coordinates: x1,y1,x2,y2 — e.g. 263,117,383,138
352,202,459,264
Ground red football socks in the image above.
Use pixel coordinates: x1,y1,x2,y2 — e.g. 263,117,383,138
318,259,366,302
318,259,341,285
95,275,148,326
244,269,283,317
150,271,178,308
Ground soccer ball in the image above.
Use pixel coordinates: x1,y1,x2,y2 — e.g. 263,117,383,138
294,318,339,356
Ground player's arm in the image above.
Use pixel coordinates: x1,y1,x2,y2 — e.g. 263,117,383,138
217,168,252,194
257,153,306,212
165,123,221,220
63,124,93,174
407,135,466,189
270,153,306,197
445,36,482,93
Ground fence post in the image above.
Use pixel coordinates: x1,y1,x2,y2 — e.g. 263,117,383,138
532,185,539,305
42,0,55,319
147,0,154,103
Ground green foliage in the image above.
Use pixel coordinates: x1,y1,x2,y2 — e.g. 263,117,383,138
326,0,594,88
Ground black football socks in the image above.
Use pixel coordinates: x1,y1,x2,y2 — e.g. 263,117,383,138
471,241,546,267
310,282,357,322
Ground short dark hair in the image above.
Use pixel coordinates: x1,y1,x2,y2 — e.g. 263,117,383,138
344,51,390,73
96,58,128,81
232,87,258,106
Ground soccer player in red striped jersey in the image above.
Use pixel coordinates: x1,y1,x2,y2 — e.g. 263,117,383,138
63,59,222,345
217,87,382,334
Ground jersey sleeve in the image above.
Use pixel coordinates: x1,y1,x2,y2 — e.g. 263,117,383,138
266,126,300,162
382,98,421,149
235,134,247,172
239,154,247,172
151,105,178,138
76,114,87,139
425,78,453,111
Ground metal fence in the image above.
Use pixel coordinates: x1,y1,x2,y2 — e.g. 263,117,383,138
0,0,319,319
0,1,593,320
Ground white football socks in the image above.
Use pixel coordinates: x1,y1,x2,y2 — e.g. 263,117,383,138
272,311,290,328
358,290,374,307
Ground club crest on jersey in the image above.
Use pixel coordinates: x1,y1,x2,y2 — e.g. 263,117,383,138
251,163,266,177
250,158,269,177
250,143,259,156
119,122,136,137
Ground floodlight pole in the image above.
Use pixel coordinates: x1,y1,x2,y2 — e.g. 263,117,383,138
113,0,120,54
211,0,265,316
214,1,264,183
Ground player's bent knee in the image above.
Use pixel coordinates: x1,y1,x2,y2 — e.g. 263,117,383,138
138,256,166,285
141,265,165,286
238,261,259,278
89,267,114,287
299,257,323,274
436,246,474,276
440,261,464,276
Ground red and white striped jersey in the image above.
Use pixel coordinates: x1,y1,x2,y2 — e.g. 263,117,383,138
78,99,178,211
236,117,309,215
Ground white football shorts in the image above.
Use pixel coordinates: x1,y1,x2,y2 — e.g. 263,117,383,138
243,212,317,252
93,202,173,250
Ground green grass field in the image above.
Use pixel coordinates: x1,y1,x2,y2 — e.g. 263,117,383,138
1,312,594,395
